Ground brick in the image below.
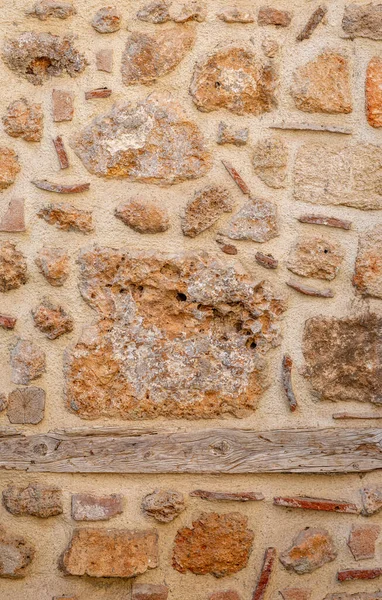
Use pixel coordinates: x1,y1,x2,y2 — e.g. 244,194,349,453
182,186,233,237
96,48,113,72
35,247,70,286
0,198,25,232
32,299,74,339
92,6,121,32
132,583,169,600
258,7,292,26
7,387,45,424
0,526,34,578
10,340,46,385
252,547,276,600
3,98,43,142
115,199,170,234
348,524,380,560
52,90,74,122
142,489,185,523
71,493,123,521
286,236,344,280
280,528,337,574
3,483,62,517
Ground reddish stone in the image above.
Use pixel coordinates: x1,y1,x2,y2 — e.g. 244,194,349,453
348,524,380,560
3,98,43,142
0,147,20,189
38,203,94,234
0,198,25,232
274,496,360,514
182,187,233,237
0,313,17,329
132,583,169,600
27,0,76,20
71,493,123,521
92,6,121,32
35,247,70,287
280,590,311,600
52,89,74,122
353,223,382,299
209,592,240,600
366,57,382,127
337,568,382,581
3,483,62,517
0,526,34,578
0,242,27,292
96,49,113,72
10,340,46,385
258,6,292,26
115,199,170,234
32,299,74,339
7,387,45,424
280,528,337,574
252,547,276,600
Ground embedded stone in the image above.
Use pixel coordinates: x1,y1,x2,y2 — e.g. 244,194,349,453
348,524,380,560
61,528,159,578
10,339,46,385
173,512,254,577
0,393,7,412
0,242,27,292
294,143,382,210
96,48,113,72
7,387,45,424
170,1,206,22
182,186,233,237
52,89,74,122
121,27,195,86
280,527,337,574
91,6,121,32
343,3,382,39
0,198,25,232
303,314,382,404
291,52,352,114
222,197,279,242
132,584,169,600
3,483,62,517
137,1,171,23
38,203,94,234
115,199,170,234
35,247,70,287
71,493,123,521
217,122,248,146
32,299,74,339
142,490,186,523
218,8,254,23
353,224,382,298
209,592,241,600
361,487,382,516
262,38,279,58
65,249,285,419
280,591,311,600
2,32,87,85
3,98,43,142
0,147,20,190
366,57,382,127
0,526,34,578
27,0,76,20
258,7,292,27
190,47,277,115
325,594,382,600
70,95,210,184
252,136,288,188
286,236,344,281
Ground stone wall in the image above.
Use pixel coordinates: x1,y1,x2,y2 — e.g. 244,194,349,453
0,0,382,599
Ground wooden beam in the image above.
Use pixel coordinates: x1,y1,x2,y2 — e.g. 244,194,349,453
0,427,381,474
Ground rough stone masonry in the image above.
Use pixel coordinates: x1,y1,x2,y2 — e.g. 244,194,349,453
0,1,382,599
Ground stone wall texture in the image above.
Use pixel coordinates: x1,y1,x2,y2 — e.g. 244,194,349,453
0,0,382,599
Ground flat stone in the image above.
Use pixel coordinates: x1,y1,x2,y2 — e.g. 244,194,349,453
27,0,76,20
170,1,206,22
137,1,171,23
38,203,94,234
3,483,62,517
286,236,344,280
303,314,382,404
353,223,382,298
32,299,74,339
121,27,194,86
280,590,311,600
35,247,70,286
217,122,248,146
132,584,169,600
71,493,123,521
115,199,169,234
0,198,25,232
209,592,241,600
3,98,43,142
367,57,382,128
361,487,382,516
7,387,45,424
61,528,159,578
10,339,46,385
218,8,254,22
2,32,87,85
325,594,382,600
348,524,380,560
182,186,233,237
342,3,382,39
142,490,185,523
65,249,285,419
293,143,382,210
70,94,210,185
0,242,27,292
258,7,292,27
0,526,34,578
0,147,20,190
52,89,74,122
280,528,337,574
91,6,121,32
173,512,254,577
252,136,288,188
96,48,113,72
190,47,277,115
291,52,352,114
222,197,279,242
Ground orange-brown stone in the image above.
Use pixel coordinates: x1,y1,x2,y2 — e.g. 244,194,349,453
280,527,337,574
366,57,382,127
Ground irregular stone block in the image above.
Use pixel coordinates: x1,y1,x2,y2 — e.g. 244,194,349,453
52,89,74,122
96,48,113,72
71,493,123,521
353,223,382,298
222,197,279,242
137,1,171,23
38,203,94,234
0,198,25,232
10,339,46,385
3,98,43,142
252,136,288,188
181,186,233,237
303,314,382,404
3,483,62,517
115,199,170,234
91,6,121,32
258,6,292,27
293,143,382,210
60,528,159,578
65,249,285,419
262,38,279,57
280,527,337,574
291,52,352,114
35,247,70,286
173,512,254,577
132,583,169,600
121,27,194,86
366,57,382,127
0,526,34,578
218,8,254,22
142,489,185,523
286,236,344,280
0,147,20,190
209,592,241,600
32,299,74,339
190,47,277,115
0,242,27,292
217,122,248,146
0,393,7,411
170,1,206,22
361,486,382,516
348,524,380,560
7,387,45,424
343,3,382,39
27,0,76,20
70,94,210,185
2,32,87,85
280,590,311,600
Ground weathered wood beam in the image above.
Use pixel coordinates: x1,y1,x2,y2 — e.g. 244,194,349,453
0,427,381,474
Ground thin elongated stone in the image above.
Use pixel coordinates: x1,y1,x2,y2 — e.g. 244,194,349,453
287,280,334,298
298,214,352,230
337,568,382,582
252,547,276,600
255,252,278,269
32,180,90,193
282,355,297,412
222,161,251,195
190,490,264,502
53,136,69,169
274,496,360,513
297,6,327,41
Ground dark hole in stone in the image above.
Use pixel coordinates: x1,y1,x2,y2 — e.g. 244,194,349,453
177,292,187,301
215,81,221,88
324,249,328,254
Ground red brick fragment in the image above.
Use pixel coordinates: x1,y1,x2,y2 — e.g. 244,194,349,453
282,354,297,412
348,524,380,560
52,89,74,122
209,592,241,600
190,490,264,502
71,493,123,521
222,160,251,195
252,547,276,600
85,88,112,100
258,7,292,27
333,412,382,420
0,314,17,329
287,280,334,298
32,179,90,193
337,568,382,582
53,136,69,169
296,6,327,41
216,241,238,255
0,198,25,232
280,590,311,600
298,214,352,230
255,252,278,269
274,496,360,513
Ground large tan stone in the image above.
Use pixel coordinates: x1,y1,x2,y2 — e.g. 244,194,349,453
182,186,233,237
280,528,337,574
0,242,27,292
0,526,35,578
353,223,382,298
366,57,382,127
222,197,279,242
286,236,344,281
3,98,43,142
70,94,210,185
142,489,185,523
3,483,62,517
252,136,288,188
65,249,285,419
60,528,159,578
190,47,277,115
342,3,382,39
115,198,169,234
